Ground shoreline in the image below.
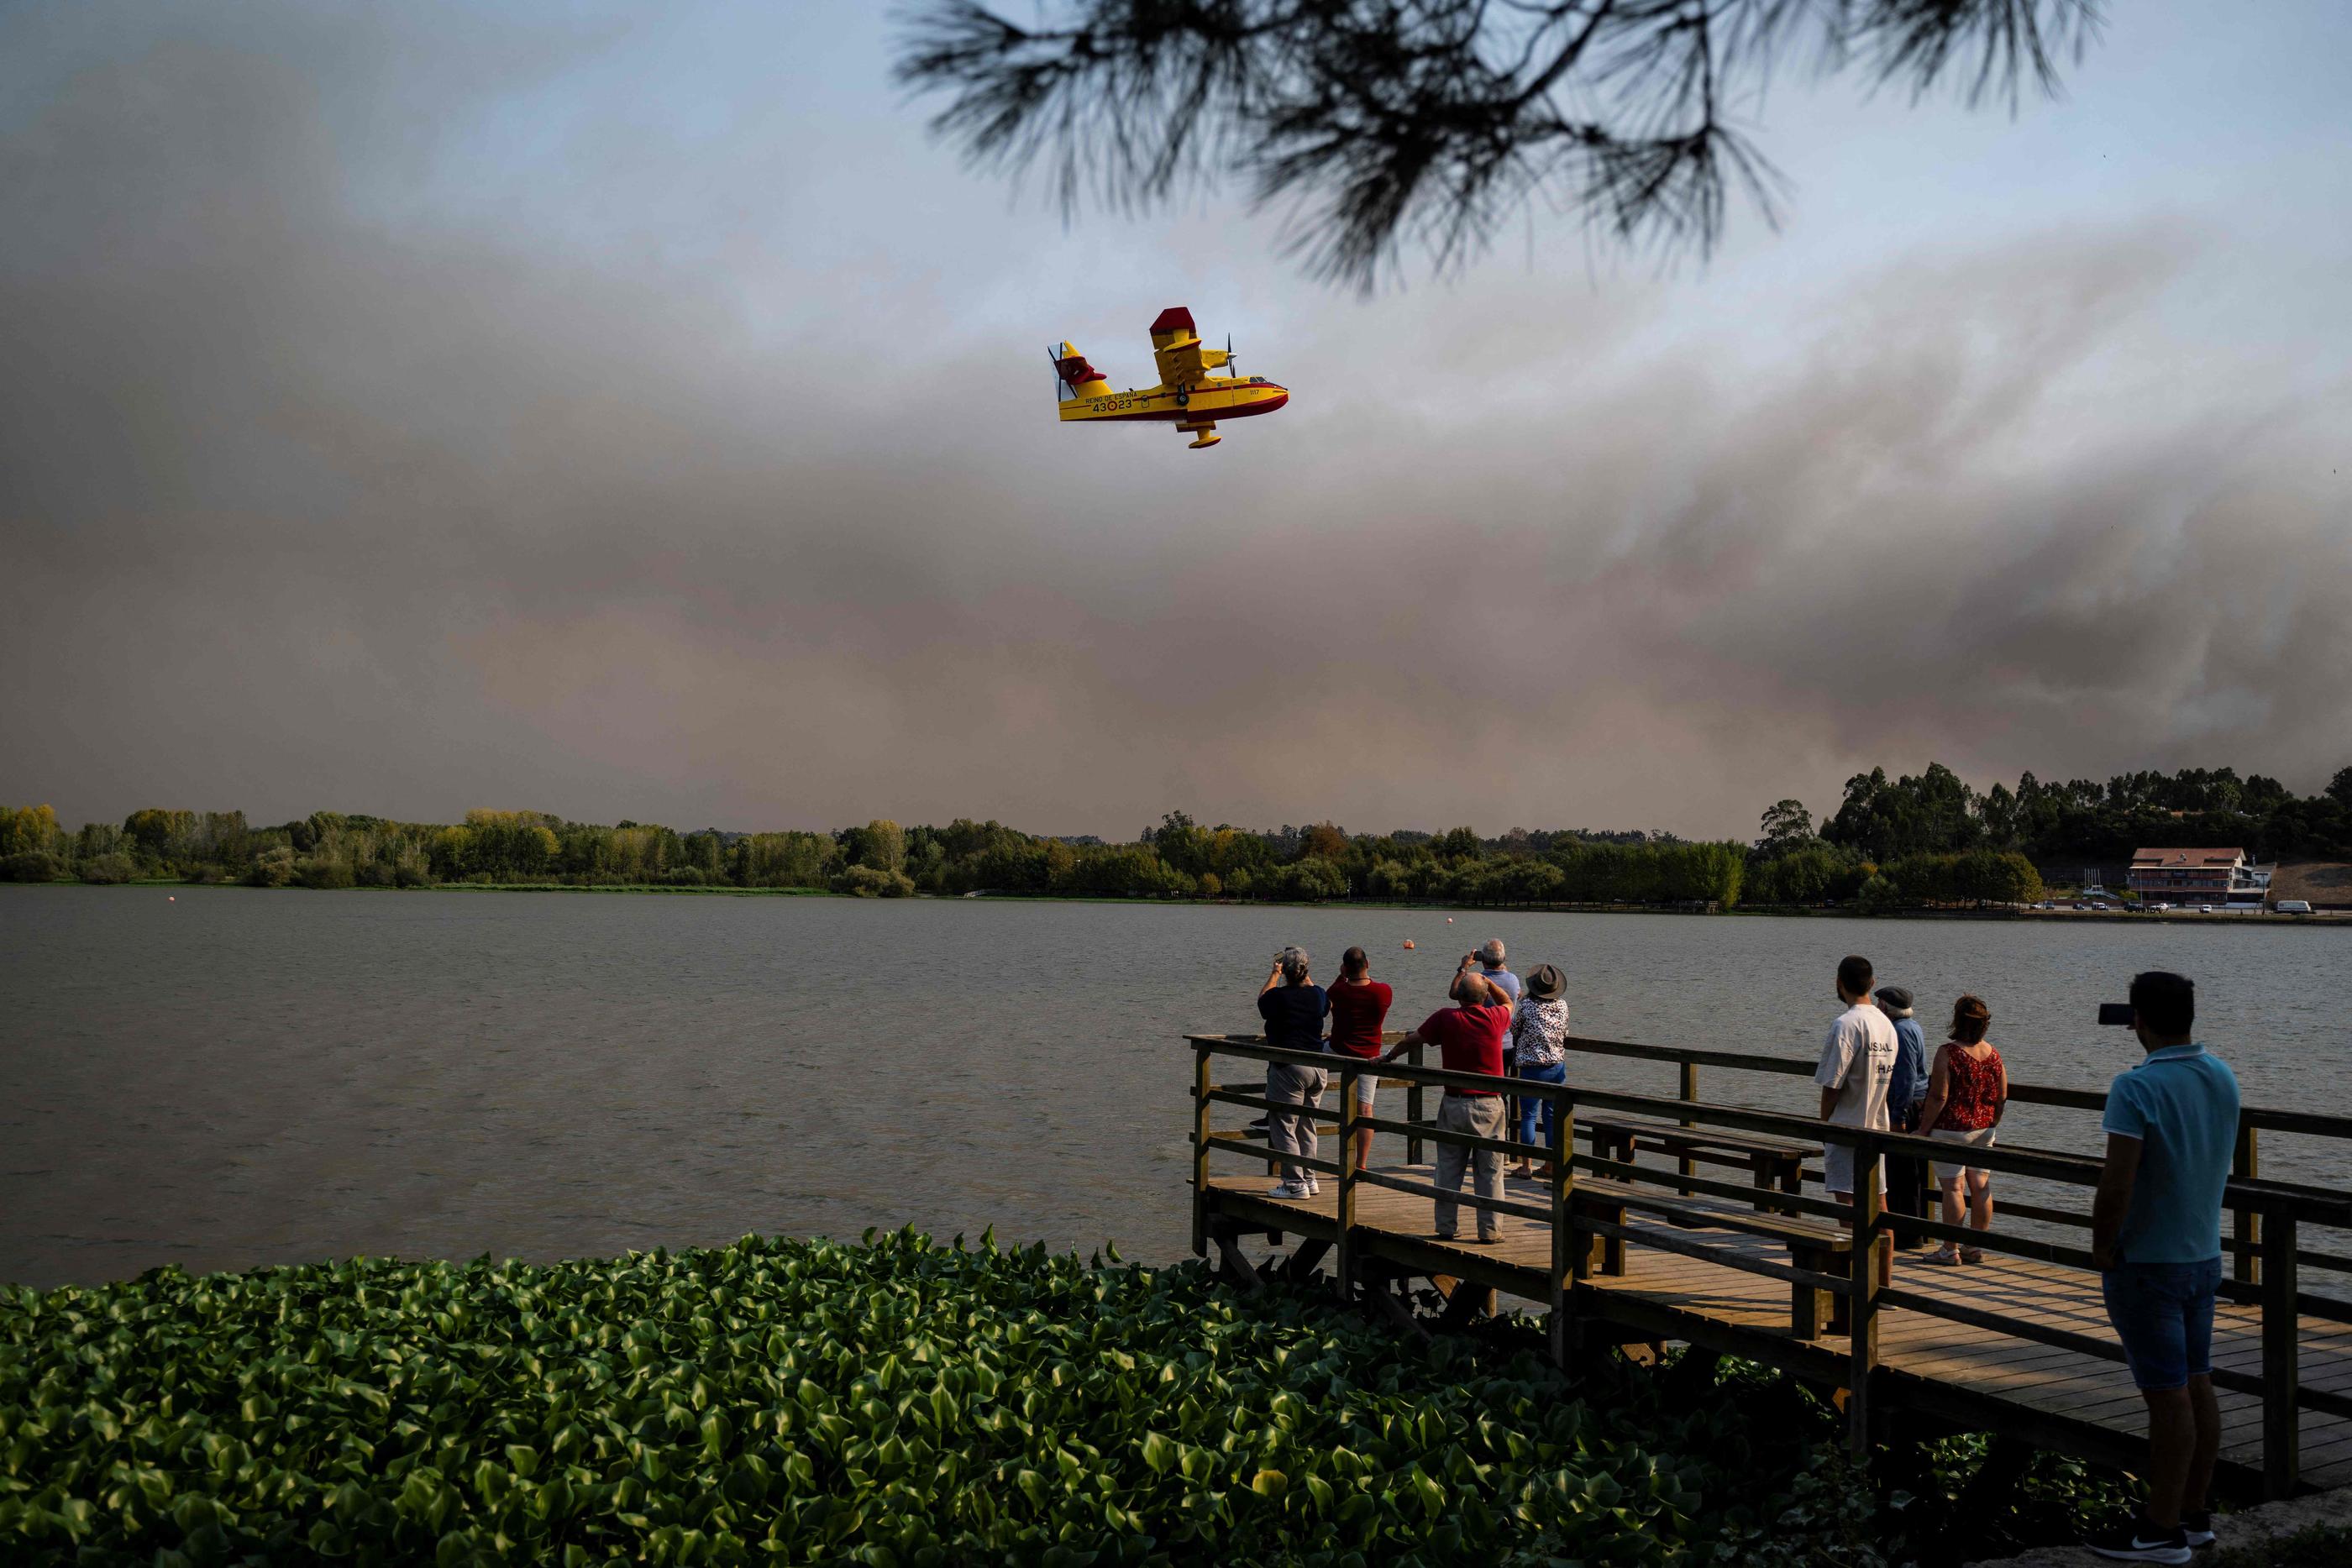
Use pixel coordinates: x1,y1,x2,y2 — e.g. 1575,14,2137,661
7,879,2340,925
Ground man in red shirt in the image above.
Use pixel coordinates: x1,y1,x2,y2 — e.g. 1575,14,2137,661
1383,956,1514,1243
1326,946,1394,1173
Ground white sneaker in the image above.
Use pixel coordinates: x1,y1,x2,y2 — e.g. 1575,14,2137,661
1305,1176,1321,1195
1267,1181,1310,1199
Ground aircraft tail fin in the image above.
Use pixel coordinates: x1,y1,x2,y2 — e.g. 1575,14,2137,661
1053,341,1111,399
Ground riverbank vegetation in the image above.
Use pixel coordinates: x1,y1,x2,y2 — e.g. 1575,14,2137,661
3,762,2344,909
0,1231,2127,1565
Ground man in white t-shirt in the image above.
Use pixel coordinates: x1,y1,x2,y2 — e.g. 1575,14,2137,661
1817,952,1899,1287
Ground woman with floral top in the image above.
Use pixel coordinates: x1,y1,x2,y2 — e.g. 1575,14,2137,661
1508,964,1572,1177
1914,994,2008,1265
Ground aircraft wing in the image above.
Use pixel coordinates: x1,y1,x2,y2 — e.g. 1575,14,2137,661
1152,336,1210,387
1147,305,1229,387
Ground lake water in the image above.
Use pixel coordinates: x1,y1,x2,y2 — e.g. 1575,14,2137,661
3,886,2346,1288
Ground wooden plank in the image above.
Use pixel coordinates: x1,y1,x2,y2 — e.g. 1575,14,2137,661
1583,1112,1821,1158
2235,1124,2262,1288
1198,1157,2352,1504
1354,1167,1553,1225
1549,1099,1576,1369
1192,1047,1212,1258
1335,1076,1360,1305
1574,1152,1851,1223
1205,1133,1341,1177
1849,1161,1882,1458
1577,1216,1851,1295
2267,1214,2301,1497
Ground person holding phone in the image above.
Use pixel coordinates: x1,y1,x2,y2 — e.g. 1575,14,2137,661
1256,947,1329,1200
1380,955,1513,1243
2083,973,2239,1565
1325,947,1393,1173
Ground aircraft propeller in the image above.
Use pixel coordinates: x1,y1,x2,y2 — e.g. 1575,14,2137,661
1226,333,1238,379
1047,344,1068,401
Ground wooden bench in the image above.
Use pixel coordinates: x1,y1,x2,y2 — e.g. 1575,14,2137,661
1569,1176,1851,1339
1579,1114,1819,1215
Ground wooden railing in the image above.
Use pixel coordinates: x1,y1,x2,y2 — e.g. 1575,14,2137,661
1187,1032,2352,1499
1538,1032,2352,1299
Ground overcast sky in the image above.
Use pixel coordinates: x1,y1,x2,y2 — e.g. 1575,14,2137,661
3,1,2348,841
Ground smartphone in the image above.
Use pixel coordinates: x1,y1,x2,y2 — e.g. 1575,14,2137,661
2097,1003,2134,1027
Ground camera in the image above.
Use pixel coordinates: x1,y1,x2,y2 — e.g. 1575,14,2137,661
2097,1003,2135,1027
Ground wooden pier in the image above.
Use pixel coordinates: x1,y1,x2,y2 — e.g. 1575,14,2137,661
1187,1033,2352,1501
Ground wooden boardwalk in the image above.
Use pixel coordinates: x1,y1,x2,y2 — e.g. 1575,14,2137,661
1203,1165,2352,1493
1186,1030,2352,1502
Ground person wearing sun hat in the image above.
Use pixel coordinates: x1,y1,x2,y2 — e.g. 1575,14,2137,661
1508,963,1572,1177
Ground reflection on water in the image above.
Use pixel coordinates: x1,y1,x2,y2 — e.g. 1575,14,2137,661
3,886,2344,1287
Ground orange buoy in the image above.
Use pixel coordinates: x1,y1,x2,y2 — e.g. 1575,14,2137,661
1446,916,1453,924
168,896,176,903
1401,940,1415,950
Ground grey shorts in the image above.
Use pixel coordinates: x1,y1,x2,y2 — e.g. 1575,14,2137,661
1823,1139,1882,1198
1931,1125,1996,1182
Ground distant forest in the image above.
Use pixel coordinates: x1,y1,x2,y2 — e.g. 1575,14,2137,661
3,763,2348,910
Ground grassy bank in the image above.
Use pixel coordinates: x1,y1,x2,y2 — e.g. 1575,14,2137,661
0,1233,2137,1565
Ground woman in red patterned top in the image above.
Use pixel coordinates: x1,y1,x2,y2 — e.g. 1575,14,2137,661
1914,994,2007,1266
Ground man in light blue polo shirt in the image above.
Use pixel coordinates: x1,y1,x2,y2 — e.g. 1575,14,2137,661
2086,971,2240,1565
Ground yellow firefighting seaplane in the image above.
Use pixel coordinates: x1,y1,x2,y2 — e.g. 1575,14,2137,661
1050,307,1289,449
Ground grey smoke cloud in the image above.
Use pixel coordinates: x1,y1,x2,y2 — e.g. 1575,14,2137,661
3,5,2347,840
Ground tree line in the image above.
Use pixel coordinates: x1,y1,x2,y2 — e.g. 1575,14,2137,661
0,806,1753,905
3,762,2346,908
1748,762,2352,908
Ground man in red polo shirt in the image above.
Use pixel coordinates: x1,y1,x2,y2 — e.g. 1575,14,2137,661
1382,956,1514,1243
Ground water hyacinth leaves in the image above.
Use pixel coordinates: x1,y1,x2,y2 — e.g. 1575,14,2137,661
3,1230,1879,1565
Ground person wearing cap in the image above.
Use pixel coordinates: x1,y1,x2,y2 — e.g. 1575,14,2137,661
1508,963,1572,1177
1256,947,1329,1200
1914,994,2008,1266
1876,986,1932,1247
1381,957,1514,1244
1475,939,1523,1144
1474,938,1522,1004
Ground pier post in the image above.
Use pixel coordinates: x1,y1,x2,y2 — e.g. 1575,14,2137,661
1406,1044,1425,1167
1548,1086,1578,1371
1191,1044,1212,1259
1336,1067,1359,1305
1677,1059,1698,1195
2261,1210,2299,1498
1846,1144,1882,1461
2234,1125,2260,1287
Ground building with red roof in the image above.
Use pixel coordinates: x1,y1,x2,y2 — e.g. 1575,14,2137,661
2126,847,2271,906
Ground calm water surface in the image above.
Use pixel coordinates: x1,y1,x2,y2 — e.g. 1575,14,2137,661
3,887,2346,1287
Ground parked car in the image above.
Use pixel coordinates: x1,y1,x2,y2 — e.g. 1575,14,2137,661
2197,905,2213,913
2277,899,2313,915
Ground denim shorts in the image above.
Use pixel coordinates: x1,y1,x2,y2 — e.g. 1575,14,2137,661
2103,1257,2222,1392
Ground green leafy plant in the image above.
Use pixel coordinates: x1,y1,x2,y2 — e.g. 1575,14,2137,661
1,1232,1919,1566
